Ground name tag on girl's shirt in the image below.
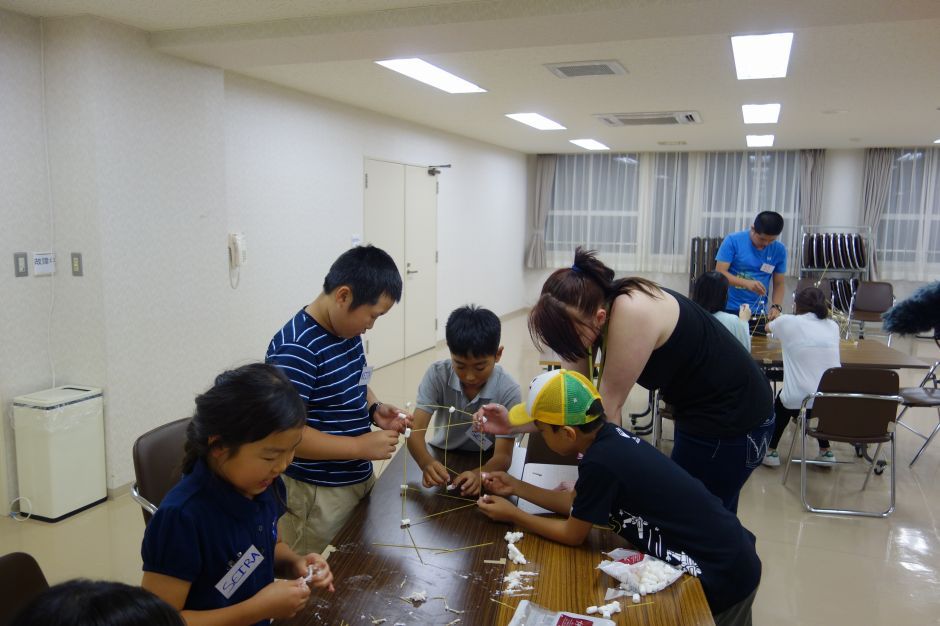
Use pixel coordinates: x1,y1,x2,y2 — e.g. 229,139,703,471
215,545,264,599
358,366,373,386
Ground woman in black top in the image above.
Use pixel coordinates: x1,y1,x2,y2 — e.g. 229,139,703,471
522,247,773,512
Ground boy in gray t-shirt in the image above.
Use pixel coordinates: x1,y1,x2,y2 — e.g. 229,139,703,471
407,306,520,496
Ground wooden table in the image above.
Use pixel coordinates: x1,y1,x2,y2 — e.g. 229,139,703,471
750,336,929,370
276,447,714,625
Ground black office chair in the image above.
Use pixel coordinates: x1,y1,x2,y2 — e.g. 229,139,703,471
131,417,190,524
0,552,49,626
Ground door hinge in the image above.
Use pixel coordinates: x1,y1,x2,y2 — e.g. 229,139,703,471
435,250,439,263
364,173,368,189
434,318,438,330
436,180,439,194
365,339,369,354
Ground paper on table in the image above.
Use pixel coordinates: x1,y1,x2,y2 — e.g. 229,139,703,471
517,463,579,515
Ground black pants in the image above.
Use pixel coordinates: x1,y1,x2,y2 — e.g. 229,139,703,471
771,395,830,450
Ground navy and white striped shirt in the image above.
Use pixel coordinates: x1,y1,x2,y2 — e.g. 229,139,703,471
266,308,372,486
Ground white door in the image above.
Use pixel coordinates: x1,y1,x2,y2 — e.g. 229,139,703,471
363,159,438,368
363,159,405,368
404,165,438,356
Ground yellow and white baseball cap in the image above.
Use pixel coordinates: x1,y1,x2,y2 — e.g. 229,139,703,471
508,369,602,427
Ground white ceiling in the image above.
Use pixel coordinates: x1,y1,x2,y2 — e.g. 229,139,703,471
4,0,940,153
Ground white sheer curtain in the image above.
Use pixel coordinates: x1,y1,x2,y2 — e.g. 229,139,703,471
545,151,802,273
874,147,940,281
525,155,556,269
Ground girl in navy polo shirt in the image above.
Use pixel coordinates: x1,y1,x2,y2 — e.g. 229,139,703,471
142,363,333,626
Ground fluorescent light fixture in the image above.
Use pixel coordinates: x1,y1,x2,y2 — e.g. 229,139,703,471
505,113,566,130
742,103,781,124
569,139,609,151
746,134,775,147
934,138,940,144
375,58,485,93
731,33,793,79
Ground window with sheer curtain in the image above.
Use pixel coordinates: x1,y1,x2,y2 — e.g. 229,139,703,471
545,151,801,272
875,148,940,280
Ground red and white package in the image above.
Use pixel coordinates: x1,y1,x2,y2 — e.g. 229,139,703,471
507,600,616,626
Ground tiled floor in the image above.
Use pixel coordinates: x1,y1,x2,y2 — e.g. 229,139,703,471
3,311,938,624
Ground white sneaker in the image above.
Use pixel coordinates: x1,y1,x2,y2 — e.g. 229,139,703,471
762,450,780,467
815,450,837,463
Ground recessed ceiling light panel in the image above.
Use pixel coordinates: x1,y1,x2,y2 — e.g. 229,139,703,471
505,113,566,130
375,58,486,93
742,103,781,124
746,134,775,147
570,139,609,151
731,33,793,80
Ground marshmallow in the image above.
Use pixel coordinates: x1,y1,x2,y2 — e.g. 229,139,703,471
481,416,488,423
404,427,412,438
400,519,411,527
507,543,527,565
504,531,524,544
398,412,407,419
448,406,456,414
400,484,408,491
632,593,641,604
446,484,457,491
586,606,598,615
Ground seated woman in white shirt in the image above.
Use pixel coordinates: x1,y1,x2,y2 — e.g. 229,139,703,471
761,287,840,467
691,271,751,351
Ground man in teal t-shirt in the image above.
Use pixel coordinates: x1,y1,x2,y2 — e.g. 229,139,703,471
715,211,787,327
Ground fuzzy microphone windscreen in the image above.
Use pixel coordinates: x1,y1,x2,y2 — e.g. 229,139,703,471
881,281,940,335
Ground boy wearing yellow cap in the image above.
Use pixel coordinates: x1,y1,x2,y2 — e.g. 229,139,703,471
477,369,760,626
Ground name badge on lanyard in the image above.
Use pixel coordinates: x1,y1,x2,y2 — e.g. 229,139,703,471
467,429,493,451
358,366,373,387
215,545,264,599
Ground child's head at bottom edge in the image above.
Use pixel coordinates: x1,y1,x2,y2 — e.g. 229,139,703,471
183,363,306,498
12,579,184,626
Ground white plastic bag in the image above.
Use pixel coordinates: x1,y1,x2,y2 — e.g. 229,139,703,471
507,600,616,626
596,548,682,595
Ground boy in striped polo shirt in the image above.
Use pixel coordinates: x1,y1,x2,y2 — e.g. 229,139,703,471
266,245,412,555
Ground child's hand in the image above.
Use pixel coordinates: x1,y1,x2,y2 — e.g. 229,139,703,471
481,471,517,496
255,578,311,619
373,403,413,433
302,553,334,592
358,430,399,460
421,460,450,488
472,404,510,435
453,470,481,496
477,494,517,523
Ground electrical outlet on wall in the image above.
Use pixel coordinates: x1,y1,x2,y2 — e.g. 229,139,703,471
14,252,28,277
71,252,83,276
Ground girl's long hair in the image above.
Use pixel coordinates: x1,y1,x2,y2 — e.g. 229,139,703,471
529,247,660,362
181,363,305,474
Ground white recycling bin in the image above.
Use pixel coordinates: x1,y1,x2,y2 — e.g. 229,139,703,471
13,386,106,522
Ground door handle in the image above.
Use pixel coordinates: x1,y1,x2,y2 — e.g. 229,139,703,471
406,263,418,275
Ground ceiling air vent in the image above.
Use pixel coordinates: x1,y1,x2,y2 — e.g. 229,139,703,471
545,60,627,78
594,111,702,127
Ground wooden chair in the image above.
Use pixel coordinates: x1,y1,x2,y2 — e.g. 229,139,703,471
131,417,190,524
0,552,48,626
782,367,902,518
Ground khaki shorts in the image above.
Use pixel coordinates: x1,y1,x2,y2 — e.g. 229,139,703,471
279,473,375,555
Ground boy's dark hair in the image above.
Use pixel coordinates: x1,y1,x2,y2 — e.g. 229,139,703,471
182,363,306,474
753,211,784,236
794,287,829,319
548,398,607,434
323,245,402,310
691,271,731,314
12,579,184,626
445,305,501,357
